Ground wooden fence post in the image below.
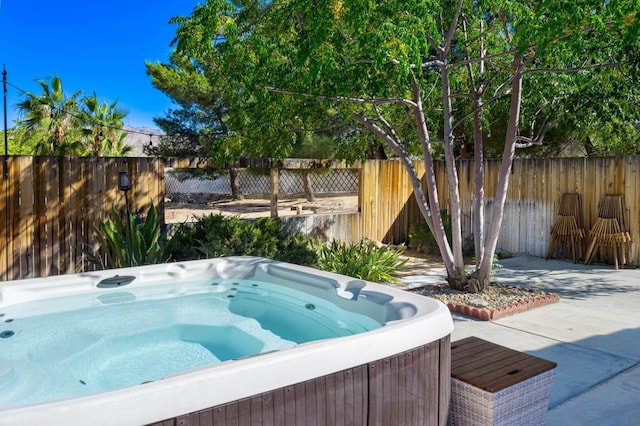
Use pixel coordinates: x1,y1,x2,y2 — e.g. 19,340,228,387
270,167,279,218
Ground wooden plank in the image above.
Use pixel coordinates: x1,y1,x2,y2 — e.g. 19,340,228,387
45,157,60,276
69,157,84,273
343,369,356,426
224,400,239,426
302,380,316,426
624,156,638,264
8,157,20,279
0,157,7,280
103,157,118,211
397,351,407,426
425,344,439,426
270,168,279,219
355,365,367,425
272,388,285,426
367,360,383,425
17,157,34,278
313,376,327,426
32,157,47,277
409,346,423,425
439,336,451,426
83,158,100,272
333,368,346,426
283,386,295,426
293,382,306,425
156,158,166,225
59,156,72,274
451,337,556,393
213,406,226,424
237,398,251,426
382,358,392,426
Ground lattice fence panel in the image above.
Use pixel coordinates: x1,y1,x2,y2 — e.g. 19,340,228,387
166,168,359,196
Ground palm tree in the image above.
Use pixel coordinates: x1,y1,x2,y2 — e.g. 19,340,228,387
81,93,132,156
16,75,84,155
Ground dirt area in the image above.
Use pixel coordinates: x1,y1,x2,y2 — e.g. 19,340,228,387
165,194,359,223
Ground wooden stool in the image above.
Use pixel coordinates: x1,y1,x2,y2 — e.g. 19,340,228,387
449,337,557,426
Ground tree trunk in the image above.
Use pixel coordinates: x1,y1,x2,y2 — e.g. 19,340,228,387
229,168,244,200
476,55,525,286
301,172,316,202
269,167,279,218
369,141,387,159
447,269,490,293
440,57,466,280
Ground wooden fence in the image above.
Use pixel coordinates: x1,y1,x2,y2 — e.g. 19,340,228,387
1,155,639,281
360,156,640,265
0,156,167,281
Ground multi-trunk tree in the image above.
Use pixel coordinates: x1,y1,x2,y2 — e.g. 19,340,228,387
172,0,639,292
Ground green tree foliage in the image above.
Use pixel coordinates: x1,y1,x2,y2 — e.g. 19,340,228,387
1,128,41,155
172,0,639,292
148,19,380,165
16,75,85,155
15,75,131,156
145,52,237,162
81,93,132,157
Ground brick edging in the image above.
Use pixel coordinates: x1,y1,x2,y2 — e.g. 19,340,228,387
446,293,560,321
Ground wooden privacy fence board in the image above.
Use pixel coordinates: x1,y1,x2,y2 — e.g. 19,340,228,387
0,156,166,281
2,155,640,281
359,156,640,265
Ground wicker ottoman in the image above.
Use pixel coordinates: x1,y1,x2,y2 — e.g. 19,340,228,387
449,337,557,426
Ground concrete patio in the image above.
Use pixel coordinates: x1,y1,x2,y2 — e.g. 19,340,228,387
400,256,640,426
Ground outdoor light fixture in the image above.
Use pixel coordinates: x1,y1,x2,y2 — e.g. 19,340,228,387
117,170,134,266
118,171,132,192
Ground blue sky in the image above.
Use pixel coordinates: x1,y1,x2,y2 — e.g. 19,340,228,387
0,1,197,129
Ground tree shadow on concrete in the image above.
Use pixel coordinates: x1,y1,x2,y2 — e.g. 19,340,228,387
492,256,640,300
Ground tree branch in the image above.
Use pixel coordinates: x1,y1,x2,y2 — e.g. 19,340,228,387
265,86,418,108
523,61,622,75
443,0,464,54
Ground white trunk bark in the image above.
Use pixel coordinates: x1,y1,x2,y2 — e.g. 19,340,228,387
440,59,465,280
411,77,456,275
472,93,485,268
478,55,525,279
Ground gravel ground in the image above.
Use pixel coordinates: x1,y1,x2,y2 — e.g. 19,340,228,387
398,250,556,311
408,282,553,309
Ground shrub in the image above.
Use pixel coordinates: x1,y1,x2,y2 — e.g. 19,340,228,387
314,239,408,284
408,210,452,255
83,204,169,269
165,214,317,266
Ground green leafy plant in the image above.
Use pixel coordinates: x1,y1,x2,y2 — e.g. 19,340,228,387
408,210,452,255
314,239,408,284
165,214,317,266
83,204,169,269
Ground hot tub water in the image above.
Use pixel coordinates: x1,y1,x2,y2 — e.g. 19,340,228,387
0,278,380,409
0,257,454,425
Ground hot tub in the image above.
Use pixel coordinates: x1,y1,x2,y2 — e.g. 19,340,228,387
0,257,453,425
